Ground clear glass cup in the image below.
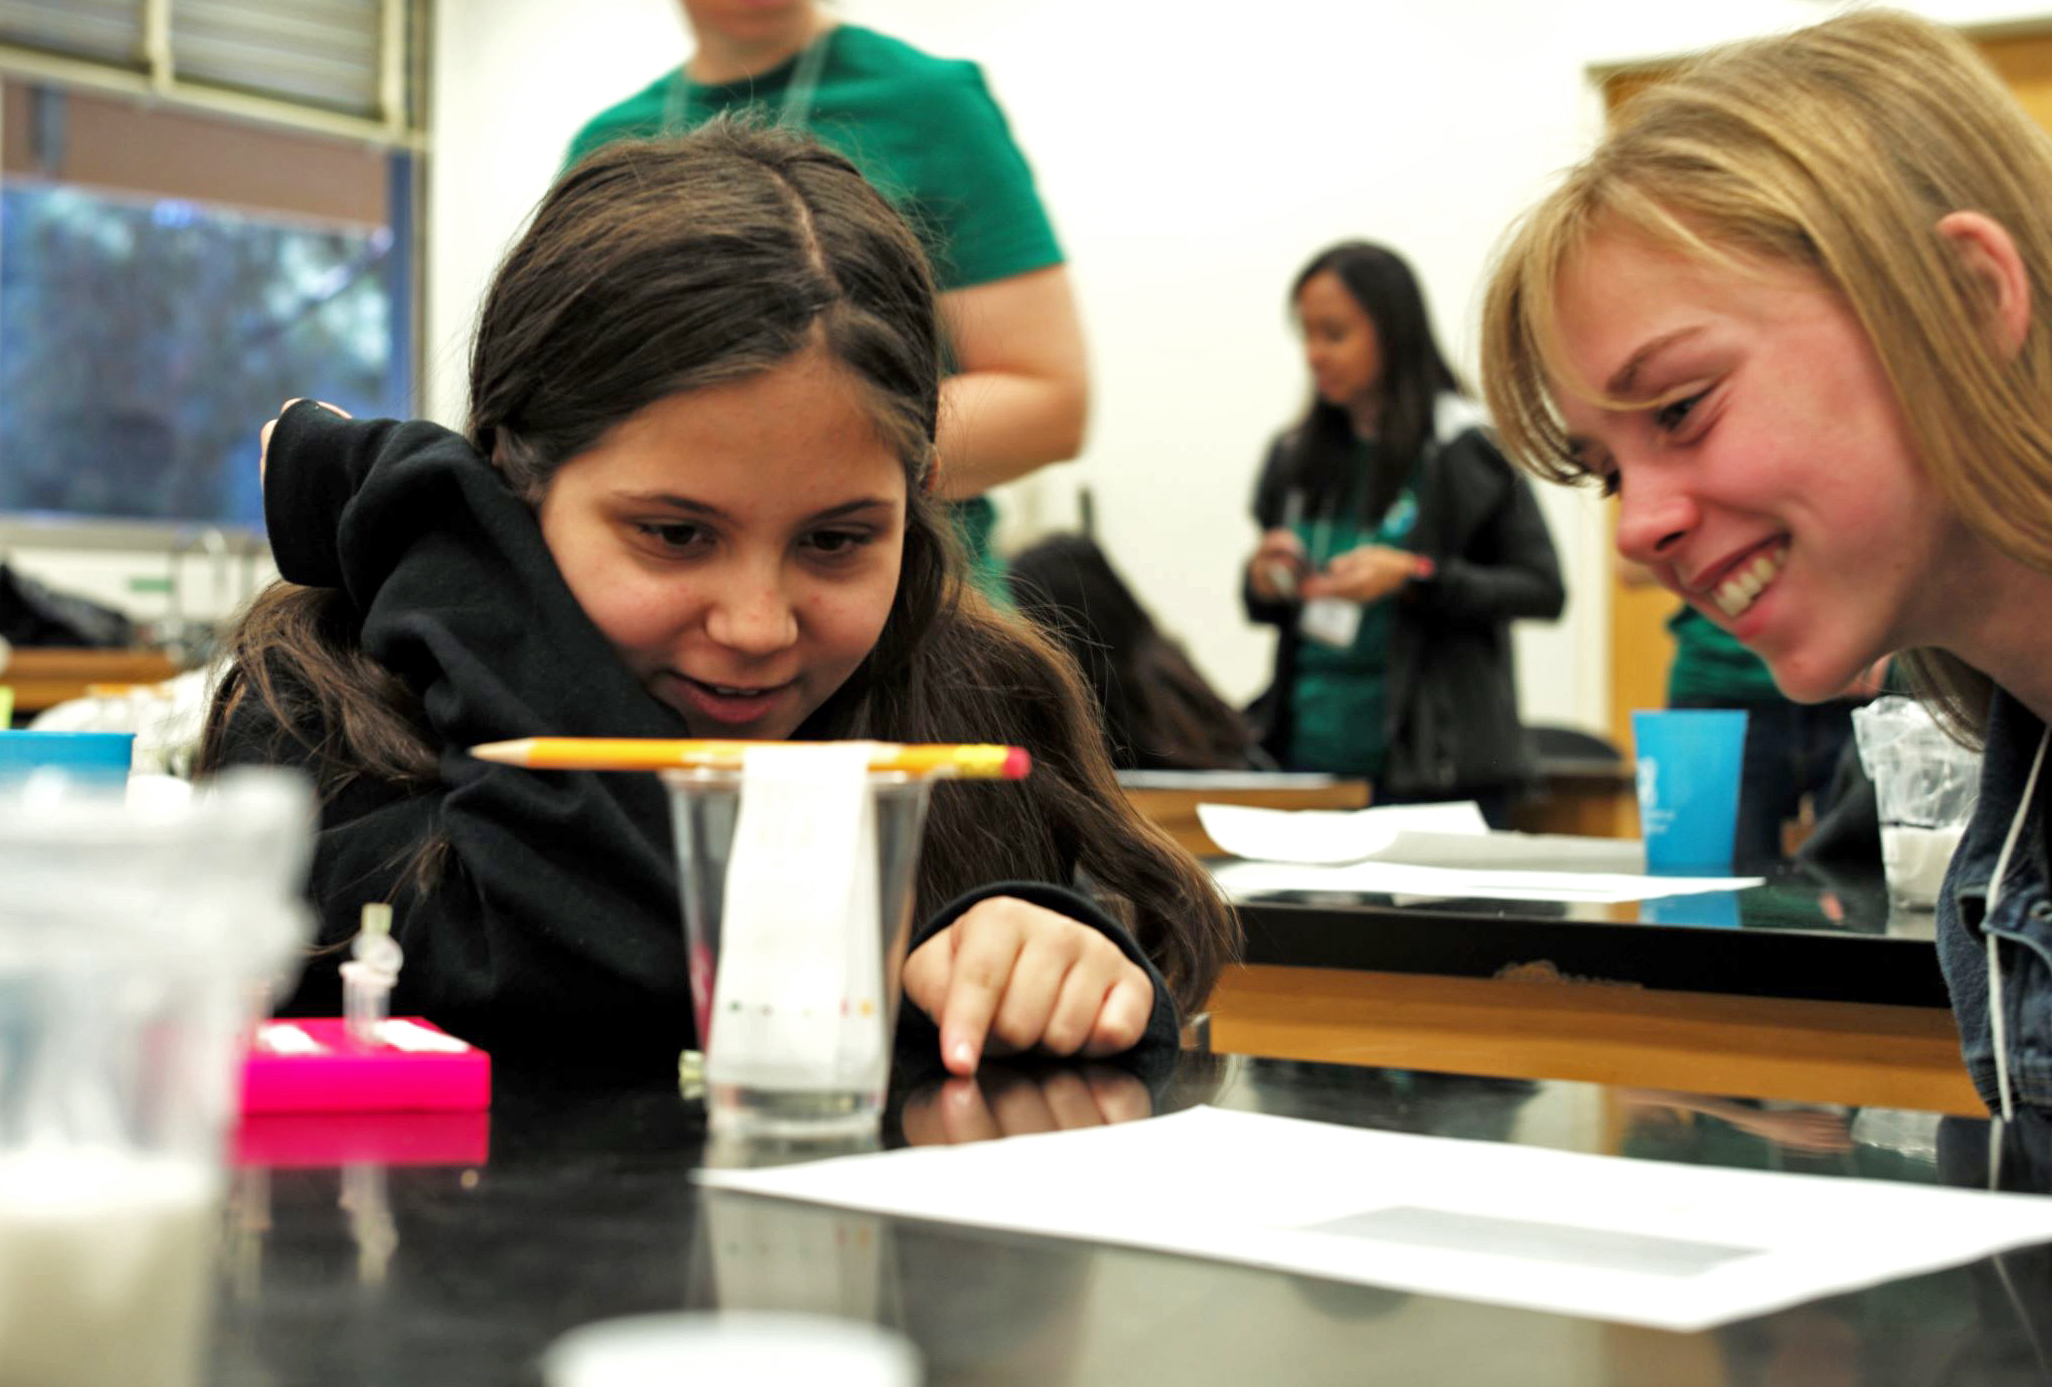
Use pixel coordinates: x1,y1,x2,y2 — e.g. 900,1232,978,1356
664,767,932,1138
1853,696,1983,910
0,769,314,1387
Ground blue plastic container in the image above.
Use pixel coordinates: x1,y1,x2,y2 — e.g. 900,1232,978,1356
0,729,136,788
1632,710,1748,872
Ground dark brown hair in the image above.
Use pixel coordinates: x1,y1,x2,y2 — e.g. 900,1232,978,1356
200,122,1234,1012
1290,241,1463,523
1008,533,1265,772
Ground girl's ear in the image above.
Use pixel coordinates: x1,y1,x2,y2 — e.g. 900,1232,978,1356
1938,210,2032,359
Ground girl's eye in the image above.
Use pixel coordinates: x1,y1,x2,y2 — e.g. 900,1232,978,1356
806,529,871,557
1597,470,1622,499
636,522,706,551
1653,390,1708,433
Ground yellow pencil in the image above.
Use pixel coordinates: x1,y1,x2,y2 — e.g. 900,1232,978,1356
467,737,1032,780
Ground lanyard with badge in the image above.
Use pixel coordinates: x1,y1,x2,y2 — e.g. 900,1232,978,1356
1293,478,1420,650
1296,492,1361,649
664,25,834,132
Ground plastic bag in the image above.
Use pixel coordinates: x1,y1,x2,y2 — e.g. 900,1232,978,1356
1851,696,1981,908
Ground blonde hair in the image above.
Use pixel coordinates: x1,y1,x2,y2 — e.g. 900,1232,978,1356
1480,8,2052,742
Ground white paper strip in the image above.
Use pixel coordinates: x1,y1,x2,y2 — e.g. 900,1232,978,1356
698,1105,2052,1332
709,743,886,1094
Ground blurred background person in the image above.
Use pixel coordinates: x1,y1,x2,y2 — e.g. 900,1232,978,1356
1242,242,1562,827
1008,532,1270,772
565,0,1087,592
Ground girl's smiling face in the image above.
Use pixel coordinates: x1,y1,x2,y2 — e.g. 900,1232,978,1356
536,343,907,738
1548,225,1977,703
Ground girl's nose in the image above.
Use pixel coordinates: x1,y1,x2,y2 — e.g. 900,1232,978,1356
1613,471,1699,569
705,572,798,656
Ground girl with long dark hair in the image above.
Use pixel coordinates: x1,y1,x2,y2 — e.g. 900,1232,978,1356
199,123,1233,1072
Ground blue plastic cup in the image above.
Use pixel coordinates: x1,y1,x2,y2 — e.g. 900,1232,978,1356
0,729,136,788
1632,710,1748,872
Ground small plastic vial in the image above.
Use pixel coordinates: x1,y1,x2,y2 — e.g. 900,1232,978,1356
341,902,403,1045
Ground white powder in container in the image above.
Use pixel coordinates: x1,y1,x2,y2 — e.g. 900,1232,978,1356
1880,824,1967,909
0,1148,219,1387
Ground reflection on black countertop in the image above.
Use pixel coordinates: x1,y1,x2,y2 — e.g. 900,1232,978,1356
1235,862,1952,1007
207,1050,2052,1387
1239,860,1931,939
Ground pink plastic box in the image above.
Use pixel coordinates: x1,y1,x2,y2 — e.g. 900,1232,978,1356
240,1017,491,1115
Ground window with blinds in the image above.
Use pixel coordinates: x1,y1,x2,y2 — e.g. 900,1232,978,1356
0,0,420,137
0,0,422,550
0,76,417,542
0,1,141,71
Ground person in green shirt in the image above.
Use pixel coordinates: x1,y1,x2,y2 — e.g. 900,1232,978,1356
1242,242,1565,827
564,1,1088,591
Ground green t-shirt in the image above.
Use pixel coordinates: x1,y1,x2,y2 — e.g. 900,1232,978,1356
564,25,1059,588
564,25,1061,293
1287,448,1421,775
1666,606,1784,703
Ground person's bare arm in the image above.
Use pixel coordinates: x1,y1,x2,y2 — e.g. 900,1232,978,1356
933,265,1089,498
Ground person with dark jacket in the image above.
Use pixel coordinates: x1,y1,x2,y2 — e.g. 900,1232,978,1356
1243,242,1563,826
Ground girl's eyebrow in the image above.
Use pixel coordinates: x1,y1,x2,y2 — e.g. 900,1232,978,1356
615,492,899,523
803,498,898,523
1605,326,1705,396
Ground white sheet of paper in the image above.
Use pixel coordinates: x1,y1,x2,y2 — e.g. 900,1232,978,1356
1197,801,1749,901
1207,857,1758,903
709,743,887,1092
1198,800,1490,864
697,1105,2052,1332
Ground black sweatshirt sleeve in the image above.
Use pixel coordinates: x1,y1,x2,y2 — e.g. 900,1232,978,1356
1406,429,1566,627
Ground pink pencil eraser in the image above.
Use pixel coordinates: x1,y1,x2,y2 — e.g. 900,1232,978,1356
240,1017,491,1115
1004,746,1032,779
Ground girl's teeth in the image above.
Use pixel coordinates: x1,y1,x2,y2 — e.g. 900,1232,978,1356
1712,545,1786,618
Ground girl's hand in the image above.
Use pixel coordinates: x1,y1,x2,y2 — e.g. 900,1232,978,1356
258,399,350,484
1301,544,1429,605
1249,529,1310,602
902,896,1155,1076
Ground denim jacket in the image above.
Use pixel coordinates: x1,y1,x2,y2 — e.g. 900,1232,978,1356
1937,688,2052,1113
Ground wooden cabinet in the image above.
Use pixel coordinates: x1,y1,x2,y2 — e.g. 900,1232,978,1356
0,647,180,716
